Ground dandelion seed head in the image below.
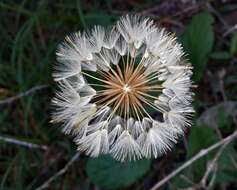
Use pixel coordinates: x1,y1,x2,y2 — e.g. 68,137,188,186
51,14,194,161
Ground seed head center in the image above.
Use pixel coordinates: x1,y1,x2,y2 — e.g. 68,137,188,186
122,84,131,93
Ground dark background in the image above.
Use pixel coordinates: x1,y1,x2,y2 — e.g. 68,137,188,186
0,0,237,190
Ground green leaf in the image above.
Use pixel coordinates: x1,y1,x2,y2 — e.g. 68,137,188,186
182,12,214,82
187,126,218,179
86,155,151,189
217,109,232,130
187,126,218,158
170,137,237,189
215,143,237,184
230,32,237,55
171,126,219,189
216,170,237,183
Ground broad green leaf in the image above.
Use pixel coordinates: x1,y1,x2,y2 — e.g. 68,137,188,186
197,101,236,130
171,172,193,189
86,155,151,189
182,12,214,82
187,126,218,179
217,109,232,131
216,170,237,183
216,144,237,184
187,126,218,158
171,126,218,188
230,32,237,55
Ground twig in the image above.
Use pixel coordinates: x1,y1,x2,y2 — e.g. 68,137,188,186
0,85,48,105
229,154,237,169
149,130,237,190
0,135,48,151
207,168,217,189
206,3,229,30
200,139,230,188
35,153,80,190
180,174,194,186
223,24,237,37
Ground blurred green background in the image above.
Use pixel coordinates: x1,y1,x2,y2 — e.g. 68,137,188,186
0,0,237,190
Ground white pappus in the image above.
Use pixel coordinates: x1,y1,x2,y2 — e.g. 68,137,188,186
51,15,194,162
